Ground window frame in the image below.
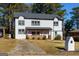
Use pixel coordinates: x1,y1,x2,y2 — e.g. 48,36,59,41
54,21,58,26
18,29,25,34
18,20,25,25
31,21,40,26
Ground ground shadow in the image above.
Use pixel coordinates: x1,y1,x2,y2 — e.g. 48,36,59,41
0,53,8,56
56,47,65,51
53,42,62,44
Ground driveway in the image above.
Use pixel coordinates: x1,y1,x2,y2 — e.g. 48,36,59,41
8,40,47,56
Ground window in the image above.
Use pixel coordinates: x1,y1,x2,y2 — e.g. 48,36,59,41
32,21,40,26
18,20,25,25
55,31,57,36
18,29,25,34
54,22,58,26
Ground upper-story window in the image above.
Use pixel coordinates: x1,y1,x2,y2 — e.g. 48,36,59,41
32,21,40,26
18,20,25,25
54,21,58,26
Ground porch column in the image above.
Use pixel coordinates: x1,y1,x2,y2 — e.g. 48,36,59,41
49,30,53,40
51,30,54,40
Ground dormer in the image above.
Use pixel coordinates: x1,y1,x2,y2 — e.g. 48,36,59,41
18,16,25,26
53,17,59,26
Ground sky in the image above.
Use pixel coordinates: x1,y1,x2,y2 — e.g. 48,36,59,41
62,3,79,20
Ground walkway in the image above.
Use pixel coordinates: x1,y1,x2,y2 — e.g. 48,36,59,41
8,40,47,56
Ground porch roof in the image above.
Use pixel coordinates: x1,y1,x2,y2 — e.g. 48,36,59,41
26,27,52,30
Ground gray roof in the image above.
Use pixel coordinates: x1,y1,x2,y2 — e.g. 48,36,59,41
14,12,63,20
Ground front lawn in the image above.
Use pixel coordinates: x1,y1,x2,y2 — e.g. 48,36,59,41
0,38,18,53
29,40,79,56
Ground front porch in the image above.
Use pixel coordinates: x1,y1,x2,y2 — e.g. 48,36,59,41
26,27,52,39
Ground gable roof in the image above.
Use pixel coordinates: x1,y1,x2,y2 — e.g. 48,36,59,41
14,12,63,20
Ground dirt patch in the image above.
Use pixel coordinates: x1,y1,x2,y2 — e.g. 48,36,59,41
8,40,47,56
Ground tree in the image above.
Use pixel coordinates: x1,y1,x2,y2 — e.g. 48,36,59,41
31,3,66,17
70,7,79,29
64,19,74,36
0,3,29,34
0,8,5,25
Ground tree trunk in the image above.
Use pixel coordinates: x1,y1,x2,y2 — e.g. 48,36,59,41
8,19,12,39
3,27,5,38
76,20,79,29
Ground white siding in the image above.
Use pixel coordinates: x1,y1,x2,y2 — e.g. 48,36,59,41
25,19,53,29
15,16,63,40
53,18,63,40
15,16,26,39
53,18,62,31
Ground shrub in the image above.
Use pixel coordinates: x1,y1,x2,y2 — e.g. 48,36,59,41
37,37,40,40
26,35,29,39
32,37,35,40
54,35,61,40
73,36,79,41
48,35,51,39
5,34,9,39
42,35,46,40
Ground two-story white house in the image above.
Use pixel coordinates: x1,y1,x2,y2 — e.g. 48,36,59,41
13,12,63,40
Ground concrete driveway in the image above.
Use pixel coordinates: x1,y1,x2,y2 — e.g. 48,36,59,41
8,40,47,56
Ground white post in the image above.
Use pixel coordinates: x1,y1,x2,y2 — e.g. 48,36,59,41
65,36,75,51
51,30,54,40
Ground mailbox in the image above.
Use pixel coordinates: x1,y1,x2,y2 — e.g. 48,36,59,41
65,36,75,51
